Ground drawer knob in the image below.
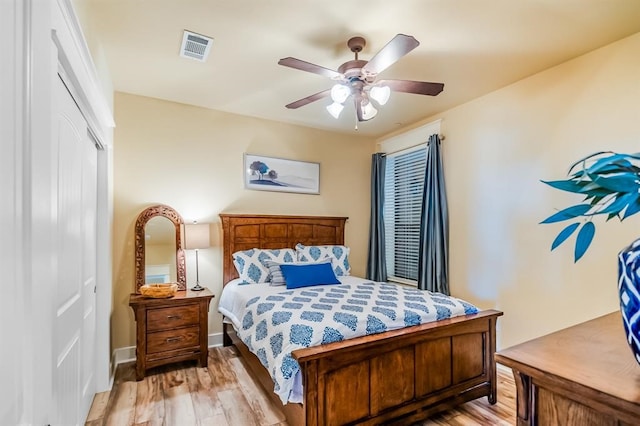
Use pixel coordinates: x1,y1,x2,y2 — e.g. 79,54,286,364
166,337,183,343
167,315,182,320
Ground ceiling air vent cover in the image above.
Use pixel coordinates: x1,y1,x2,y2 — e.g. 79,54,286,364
180,30,213,62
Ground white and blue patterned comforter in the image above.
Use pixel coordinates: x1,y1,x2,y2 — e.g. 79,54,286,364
219,276,478,404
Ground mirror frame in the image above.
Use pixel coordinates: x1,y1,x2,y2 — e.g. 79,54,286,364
135,204,186,292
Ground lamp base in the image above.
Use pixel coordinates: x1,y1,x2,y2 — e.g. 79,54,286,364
190,283,205,291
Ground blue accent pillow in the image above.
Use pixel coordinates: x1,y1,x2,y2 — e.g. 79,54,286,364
280,262,341,289
265,258,332,286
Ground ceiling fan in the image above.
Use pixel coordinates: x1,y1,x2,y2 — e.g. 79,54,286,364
278,34,444,123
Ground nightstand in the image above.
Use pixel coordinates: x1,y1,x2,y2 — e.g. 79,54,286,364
129,288,214,380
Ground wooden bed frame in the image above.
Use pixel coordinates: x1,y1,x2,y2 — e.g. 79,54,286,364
220,213,502,425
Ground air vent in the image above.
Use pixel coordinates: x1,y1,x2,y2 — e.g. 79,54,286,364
180,30,213,62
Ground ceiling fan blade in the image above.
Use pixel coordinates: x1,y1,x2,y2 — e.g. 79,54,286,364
362,34,419,75
378,79,444,96
285,89,331,109
278,57,342,80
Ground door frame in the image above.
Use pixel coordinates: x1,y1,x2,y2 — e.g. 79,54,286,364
1,1,25,424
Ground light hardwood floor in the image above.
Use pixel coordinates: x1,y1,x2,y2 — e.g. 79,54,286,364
86,346,516,425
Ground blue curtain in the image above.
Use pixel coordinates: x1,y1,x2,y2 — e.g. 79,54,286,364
417,134,449,294
366,153,387,281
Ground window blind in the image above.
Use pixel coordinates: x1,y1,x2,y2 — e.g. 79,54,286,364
383,146,426,283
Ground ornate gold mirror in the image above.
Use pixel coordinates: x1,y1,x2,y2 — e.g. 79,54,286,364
135,204,186,292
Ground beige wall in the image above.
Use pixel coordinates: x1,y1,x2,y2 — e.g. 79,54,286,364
71,0,114,108
382,32,640,349
112,93,374,350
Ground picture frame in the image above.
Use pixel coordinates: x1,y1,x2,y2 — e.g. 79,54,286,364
244,154,320,194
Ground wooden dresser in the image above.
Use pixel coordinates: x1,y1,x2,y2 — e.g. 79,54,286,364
129,289,214,380
496,312,640,425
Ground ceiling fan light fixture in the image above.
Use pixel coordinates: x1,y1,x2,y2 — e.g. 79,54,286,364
330,84,350,104
278,34,444,126
361,100,378,120
370,85,391,105
326,102,344,119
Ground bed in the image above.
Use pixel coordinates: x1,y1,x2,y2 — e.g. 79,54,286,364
219,213,502,425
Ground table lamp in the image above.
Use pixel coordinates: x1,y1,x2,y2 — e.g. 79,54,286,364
184,222,210,291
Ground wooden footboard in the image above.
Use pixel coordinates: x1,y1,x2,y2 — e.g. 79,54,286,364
226,309,502,426
219,214,502,425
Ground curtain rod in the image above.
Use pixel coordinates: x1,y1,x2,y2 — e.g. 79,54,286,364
378,134,445,156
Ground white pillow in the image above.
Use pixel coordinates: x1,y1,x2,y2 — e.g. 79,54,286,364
232,248,296,284
264,258,332,286
295,243,351,276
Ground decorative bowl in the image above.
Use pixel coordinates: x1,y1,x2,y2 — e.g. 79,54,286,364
140,283,178,298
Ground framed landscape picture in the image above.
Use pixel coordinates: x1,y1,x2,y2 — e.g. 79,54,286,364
244,154,320,194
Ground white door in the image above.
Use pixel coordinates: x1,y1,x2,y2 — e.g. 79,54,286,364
53,76,98,425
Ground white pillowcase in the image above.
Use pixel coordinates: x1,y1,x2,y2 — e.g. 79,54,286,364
232,248,296,284
264,258,332,286
295,243,351,276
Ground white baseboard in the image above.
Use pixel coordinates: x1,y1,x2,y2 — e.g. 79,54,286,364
108,331,224,389
208,331,224,348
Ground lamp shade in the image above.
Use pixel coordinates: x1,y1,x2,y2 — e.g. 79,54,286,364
370,85,390,105
184,223,210,250
361,100,378,120
330,84,350,104
326,102,344,119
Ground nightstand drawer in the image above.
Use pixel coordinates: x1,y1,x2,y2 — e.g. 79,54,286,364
147,304,199,331
147,326,200,354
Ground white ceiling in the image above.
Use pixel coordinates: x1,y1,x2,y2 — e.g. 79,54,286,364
77,0,640,137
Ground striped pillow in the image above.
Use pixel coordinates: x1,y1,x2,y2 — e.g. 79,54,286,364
264,258,332,286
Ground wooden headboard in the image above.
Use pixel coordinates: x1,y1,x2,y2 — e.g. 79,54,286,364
219,214,348,284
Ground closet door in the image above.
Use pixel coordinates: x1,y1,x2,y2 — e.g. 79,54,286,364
53,76,98,425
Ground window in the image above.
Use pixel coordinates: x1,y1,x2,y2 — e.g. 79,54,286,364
383,145,426,284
